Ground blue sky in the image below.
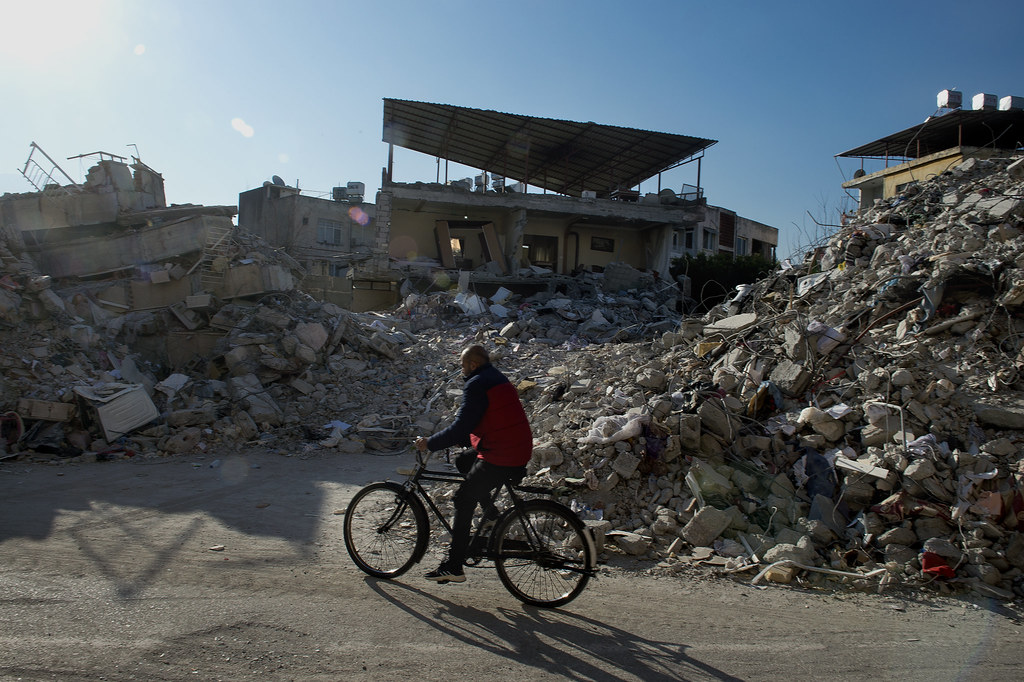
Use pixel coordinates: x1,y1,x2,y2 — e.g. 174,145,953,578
2,0,1022,260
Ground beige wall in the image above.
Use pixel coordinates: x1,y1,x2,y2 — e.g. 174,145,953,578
389,208,513,267
389,201,663,275
564,224,647,272
882,154,963,197
844,146,1002,210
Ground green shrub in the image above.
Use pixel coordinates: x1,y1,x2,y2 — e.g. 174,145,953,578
670,253,775,312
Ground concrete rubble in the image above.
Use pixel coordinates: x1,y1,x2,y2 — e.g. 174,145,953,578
2,154,1024,601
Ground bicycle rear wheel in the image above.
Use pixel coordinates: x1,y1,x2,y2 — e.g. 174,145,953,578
343,481,428,578
494,499,594,607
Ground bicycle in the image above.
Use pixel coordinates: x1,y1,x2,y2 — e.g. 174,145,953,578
343,447,597,608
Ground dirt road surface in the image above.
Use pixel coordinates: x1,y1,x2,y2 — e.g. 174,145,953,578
2,450,1021,681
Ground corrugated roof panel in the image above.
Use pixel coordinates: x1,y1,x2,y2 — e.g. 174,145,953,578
837,109,1024,159
383,99,716,198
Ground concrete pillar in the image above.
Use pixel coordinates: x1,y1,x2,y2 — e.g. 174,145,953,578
507,209,528,272
370,190,392,274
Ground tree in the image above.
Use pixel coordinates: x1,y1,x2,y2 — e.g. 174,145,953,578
670,252,775,313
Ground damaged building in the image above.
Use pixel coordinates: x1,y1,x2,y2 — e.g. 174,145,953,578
839,89,1024,211
238,99,778,308
31,99,1024,601
237,178,394,311
1,142,305,372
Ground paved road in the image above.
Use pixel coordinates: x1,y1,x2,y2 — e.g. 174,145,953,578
2,451,1021,680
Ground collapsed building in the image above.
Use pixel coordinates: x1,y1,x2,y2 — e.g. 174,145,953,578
238,99,779,309
1,98,779,462
14,99,1023,600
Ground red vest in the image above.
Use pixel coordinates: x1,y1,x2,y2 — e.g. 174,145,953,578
470,381,533,466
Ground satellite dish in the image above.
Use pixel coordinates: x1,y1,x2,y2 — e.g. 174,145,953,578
272,175,285,186
853,169,866,179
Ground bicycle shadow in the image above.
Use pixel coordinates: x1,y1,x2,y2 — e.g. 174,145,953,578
364,577,741,681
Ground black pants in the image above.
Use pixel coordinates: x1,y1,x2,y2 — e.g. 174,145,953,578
448,451,526,567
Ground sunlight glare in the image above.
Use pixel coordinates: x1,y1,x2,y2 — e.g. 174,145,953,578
231,118,255,138
0,0,106,67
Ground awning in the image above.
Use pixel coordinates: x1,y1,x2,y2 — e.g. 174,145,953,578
383,98,716,199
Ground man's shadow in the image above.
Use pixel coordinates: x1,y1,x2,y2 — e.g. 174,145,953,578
363,577,742,681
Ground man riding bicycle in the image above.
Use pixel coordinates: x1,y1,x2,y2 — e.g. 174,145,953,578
415,344,533,583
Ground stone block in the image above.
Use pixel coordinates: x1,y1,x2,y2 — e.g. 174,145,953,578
680,506,731,547
1006,533,1024,570
877,526,917,547
703,313,757,336
612,531,649,555
294,322,328,351
584,519,610,554
771,359,810,396
763,541,817,566
904,458,936,480
500,321,521,338
611,451,640,479
698,400,735,439
533,443,563,468
227,374,282,425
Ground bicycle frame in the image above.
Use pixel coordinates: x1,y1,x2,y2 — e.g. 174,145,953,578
399,449,565,563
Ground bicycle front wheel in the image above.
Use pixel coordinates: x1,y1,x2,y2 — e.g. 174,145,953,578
494,500,595,607
343,482,428,578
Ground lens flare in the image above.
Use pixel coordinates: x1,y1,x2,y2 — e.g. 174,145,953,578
389,235,416,260
348,206,369,225
231,118,255,138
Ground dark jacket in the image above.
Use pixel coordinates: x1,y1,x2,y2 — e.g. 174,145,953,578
426,362,533,466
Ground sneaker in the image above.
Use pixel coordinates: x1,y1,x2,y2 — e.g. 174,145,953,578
425,562,466,583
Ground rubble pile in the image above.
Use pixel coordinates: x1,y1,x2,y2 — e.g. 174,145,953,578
397,261,683,344
466,155,1023,598
3,154,1024,600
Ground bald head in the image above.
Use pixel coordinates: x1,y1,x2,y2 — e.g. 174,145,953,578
460,344,490,377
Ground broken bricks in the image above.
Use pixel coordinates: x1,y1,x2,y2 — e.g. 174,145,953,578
2,154,1024,603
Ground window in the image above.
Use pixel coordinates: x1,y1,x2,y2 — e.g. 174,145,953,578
735,236,748,256
590,236,614,253
702,229,717,251
522,234,558,268
317,218,343,245
328,263,348,277
684,228,694,250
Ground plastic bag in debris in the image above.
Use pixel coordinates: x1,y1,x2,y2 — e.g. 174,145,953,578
571,499,603,520
454,292,487,315
905,433,949,458
796,272,829,297
577,413,650,445
806,320,846,354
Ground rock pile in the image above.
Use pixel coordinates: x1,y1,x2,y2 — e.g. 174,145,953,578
3,154,1023,601
469,155,1023,598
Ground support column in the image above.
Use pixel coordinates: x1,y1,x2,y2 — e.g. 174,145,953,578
369,190,392,275
507,209,528,272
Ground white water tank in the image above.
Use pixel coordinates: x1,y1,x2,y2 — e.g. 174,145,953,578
999,95,1024,111
972,93,998,110
937,89,962,109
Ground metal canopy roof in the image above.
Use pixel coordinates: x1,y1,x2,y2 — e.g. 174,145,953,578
382,98,716,199
837,109,1024,160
